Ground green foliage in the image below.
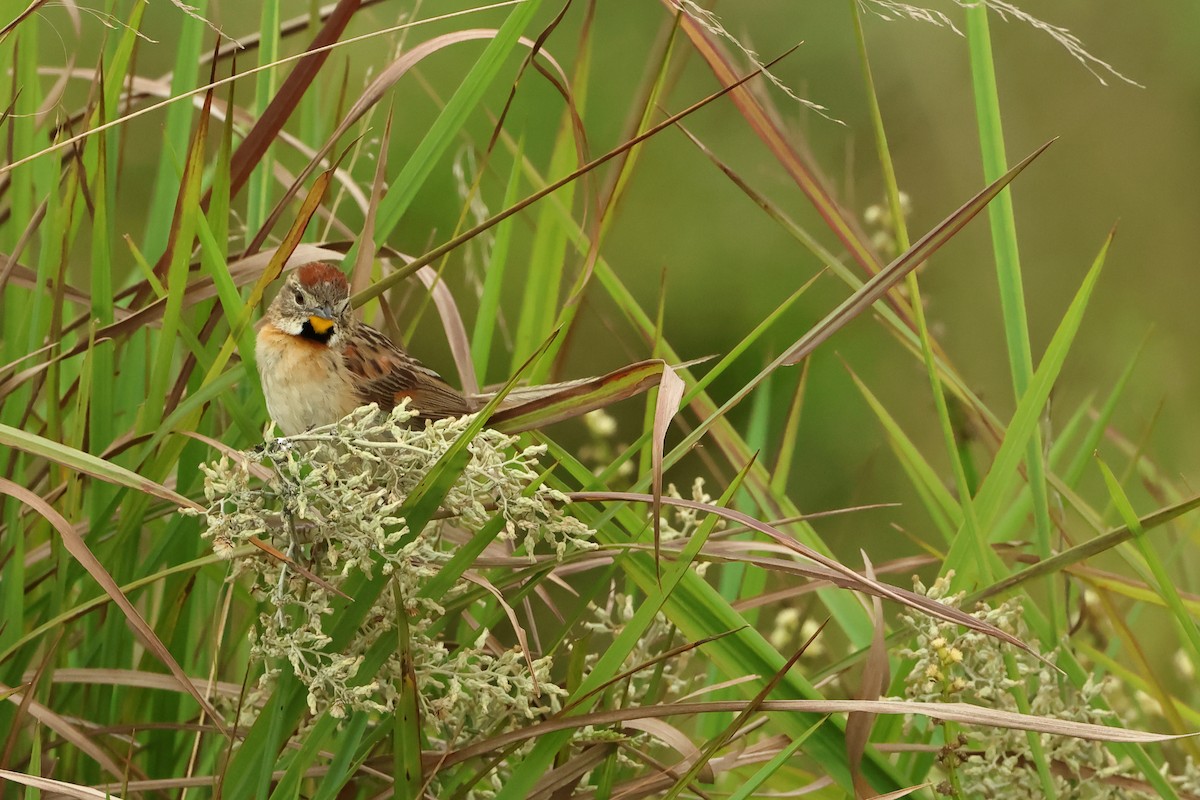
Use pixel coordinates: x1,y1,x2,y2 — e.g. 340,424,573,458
1,2,1197,799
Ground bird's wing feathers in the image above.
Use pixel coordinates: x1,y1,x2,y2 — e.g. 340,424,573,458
342,324,474,419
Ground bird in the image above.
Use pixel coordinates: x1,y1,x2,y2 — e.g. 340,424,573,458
256,261,474,436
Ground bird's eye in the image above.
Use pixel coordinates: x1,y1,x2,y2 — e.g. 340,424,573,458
293,290,305,304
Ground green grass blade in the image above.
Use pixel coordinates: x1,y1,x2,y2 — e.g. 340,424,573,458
0,422,199,511
846,366,961,543
142,3,208,258
471,137,524,382
511,118,576,376
945,231,1112,580
138,94,209,434
965,2,1057,623
1096,455,1200,662
852,0,988,580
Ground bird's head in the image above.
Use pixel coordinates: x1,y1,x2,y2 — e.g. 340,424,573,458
267,262,353,345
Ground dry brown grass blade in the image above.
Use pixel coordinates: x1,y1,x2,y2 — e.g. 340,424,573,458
530,742,617,799
867,784,933,800
781,139,1054,367
652,365,685,574
350,105,390,297
28,667,242,699
847,553,888,798
0,769,124,800
0,479,228,737
461,571,539,692
677,675,759,702
723,547,932,611
563,630,738,714
0,0,51,39
626,718,713,784
704,548,1030,652
440,698,1192,770
1,627,58,770
0,181,46,289
666,4,881,280
0,337,112,397
663,620,828,798
0,256,97,312
198,0,388,65
0,681,127,782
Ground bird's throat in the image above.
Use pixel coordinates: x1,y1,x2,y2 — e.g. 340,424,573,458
300,319,334,344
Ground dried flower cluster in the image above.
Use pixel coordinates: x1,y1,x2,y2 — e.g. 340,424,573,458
659,478,722,578
195,402,595,736
898,573,1140,799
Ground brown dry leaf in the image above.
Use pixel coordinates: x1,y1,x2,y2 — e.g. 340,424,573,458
865,783,934,800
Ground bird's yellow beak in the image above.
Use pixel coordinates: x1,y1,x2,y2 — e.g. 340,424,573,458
308,316,336,335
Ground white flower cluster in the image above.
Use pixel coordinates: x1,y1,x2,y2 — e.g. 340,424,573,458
195,401,594,736
657,478,722,578
897,573,1137,799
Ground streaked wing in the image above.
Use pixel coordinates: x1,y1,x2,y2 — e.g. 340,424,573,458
342,324,474,419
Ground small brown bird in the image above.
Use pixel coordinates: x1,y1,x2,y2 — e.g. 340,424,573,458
256,262,473,435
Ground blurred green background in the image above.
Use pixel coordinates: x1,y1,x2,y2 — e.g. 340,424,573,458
26,0,1200,559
